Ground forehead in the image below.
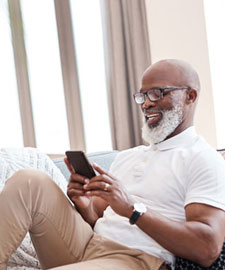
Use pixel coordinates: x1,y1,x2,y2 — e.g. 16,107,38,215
141,64,184,90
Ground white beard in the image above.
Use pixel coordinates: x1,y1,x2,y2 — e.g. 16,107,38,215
142,103,183,145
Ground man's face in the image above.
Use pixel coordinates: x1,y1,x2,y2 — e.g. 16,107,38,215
140,67,186,144
141,100,184,145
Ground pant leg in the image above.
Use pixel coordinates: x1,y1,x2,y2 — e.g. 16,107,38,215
49,234,164,270
0,169,94,269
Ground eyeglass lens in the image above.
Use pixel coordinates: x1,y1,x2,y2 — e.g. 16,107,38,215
134,89,162,104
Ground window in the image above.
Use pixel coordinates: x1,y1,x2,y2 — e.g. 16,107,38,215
0,0,23,148
21,0,70,154
204,0,225,149
70,0,112,153
1,0,112,154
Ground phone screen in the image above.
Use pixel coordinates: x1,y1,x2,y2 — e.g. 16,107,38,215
65,151,96,178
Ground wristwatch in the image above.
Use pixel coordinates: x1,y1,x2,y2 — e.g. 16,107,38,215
129,202,147,225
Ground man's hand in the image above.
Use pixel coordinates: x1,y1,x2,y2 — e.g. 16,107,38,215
64,157,91,209
83,163,134,218
64,157,108,227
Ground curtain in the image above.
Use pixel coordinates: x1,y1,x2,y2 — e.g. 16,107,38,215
100,0,151,150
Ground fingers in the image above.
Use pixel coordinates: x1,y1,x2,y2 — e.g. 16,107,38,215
83,173,114,198
92,163,114,177
67,170,90,200
85,190,110,200
92,163,116,182
67,177,90,199
93,163,115,182
69,173,89,185
92,163,105,174
67,175,89,195
67,187,86,197
67,181,85,190
83,173,112,189
84,180,110,192
66,162,114,199
82,164,115,194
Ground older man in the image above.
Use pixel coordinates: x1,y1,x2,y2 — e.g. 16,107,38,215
0,59,225,270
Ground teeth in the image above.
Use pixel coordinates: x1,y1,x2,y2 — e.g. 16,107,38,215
146,114,159,118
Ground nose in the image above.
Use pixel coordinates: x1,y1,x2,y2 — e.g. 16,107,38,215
141,95,156,110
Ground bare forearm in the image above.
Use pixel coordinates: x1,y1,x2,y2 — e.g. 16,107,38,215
136,210,222,267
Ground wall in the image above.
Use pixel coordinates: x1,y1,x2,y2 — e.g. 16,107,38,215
145,0,217,147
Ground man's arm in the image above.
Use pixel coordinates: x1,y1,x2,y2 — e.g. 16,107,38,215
134,203,225,267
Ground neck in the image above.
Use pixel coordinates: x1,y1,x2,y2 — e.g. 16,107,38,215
165,120,193,141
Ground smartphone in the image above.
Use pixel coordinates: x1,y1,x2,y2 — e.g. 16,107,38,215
65,151,96,178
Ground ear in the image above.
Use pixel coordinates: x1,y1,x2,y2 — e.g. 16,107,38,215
186,89,198,104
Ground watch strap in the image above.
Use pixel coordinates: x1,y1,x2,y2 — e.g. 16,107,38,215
129,210,142,225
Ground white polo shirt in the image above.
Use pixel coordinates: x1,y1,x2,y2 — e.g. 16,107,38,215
94,127,225,265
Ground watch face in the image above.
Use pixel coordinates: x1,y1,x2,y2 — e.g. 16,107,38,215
134,202,147,213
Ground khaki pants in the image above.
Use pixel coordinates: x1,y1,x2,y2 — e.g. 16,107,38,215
0,169,164,270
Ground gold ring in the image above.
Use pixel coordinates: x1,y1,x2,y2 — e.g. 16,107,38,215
103,183,109,192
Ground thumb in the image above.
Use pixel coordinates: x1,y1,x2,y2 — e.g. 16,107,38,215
92,163,107,175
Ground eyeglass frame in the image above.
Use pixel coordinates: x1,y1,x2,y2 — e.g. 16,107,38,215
133,86,191,105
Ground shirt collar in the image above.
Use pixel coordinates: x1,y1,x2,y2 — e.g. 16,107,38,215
149,126,198,151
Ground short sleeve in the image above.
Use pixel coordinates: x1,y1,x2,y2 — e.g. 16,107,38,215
185,149,225,211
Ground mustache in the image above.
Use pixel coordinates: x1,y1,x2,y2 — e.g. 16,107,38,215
143,108,163,114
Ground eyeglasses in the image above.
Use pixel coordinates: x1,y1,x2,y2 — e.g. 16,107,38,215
133,86,190,105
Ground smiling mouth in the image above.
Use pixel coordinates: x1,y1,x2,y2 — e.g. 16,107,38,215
145,113,162,126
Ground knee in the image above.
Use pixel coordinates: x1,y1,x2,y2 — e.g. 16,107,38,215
8,169,54,189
